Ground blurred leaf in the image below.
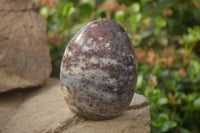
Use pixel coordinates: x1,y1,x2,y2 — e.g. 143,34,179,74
167,18,187,35
131,3,140,12
40,6,49,18
140,29,153,38
194,98,200,108
157,113,169,125
141,0,180,16
62,3,75,17
186,93,199,103
158,97,168,105
160,70,170,77
78,3,93,17
183,8,200,27
118,0,136,6
166,80,176,90
153,90,161,101
80,0,95,7
179,128,190,133
156,17,167,28
115,10,125,21
160,123,169,132
168,121,177,128
158,0,181,9
136,74,143,89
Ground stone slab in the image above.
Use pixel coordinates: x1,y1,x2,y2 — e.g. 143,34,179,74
0,78,150,133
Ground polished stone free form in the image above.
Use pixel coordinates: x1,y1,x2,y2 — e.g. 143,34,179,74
60,19,137,120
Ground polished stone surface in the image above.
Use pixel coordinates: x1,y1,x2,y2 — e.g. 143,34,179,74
60,19,137,120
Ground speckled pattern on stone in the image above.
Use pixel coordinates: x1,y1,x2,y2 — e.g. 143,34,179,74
60,19,137,120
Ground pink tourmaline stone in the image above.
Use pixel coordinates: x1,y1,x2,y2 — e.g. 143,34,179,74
60,19,137,120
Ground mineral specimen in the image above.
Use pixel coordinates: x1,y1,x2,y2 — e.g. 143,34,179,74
60,19,137,120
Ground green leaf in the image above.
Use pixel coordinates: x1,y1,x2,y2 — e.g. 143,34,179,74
129,13,141,26
151,120,160,127
155,17,167,28
168,121,177,128
115,10,125,21
140,29,153,38
186,93,198,103
131,3,140,12
118,0,135,6
171,71,181,81
167,18,187,35
166,80,176,90
158,0,181,9
136,74,143,89
153,90,161,101
158,97,168,105
141,0,180,16
160,121,177,132
160,123,169,132
157,113,169,126
62,3,75,17
179,128,190,133
187,60,200,79
40,6,49,18
79,0,95,7
160,70,170,77
194,98,200,108
78,3,93,17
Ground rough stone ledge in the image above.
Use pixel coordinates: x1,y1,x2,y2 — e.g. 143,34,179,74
0,0,51,93
0,78,151,133
0,0,37,11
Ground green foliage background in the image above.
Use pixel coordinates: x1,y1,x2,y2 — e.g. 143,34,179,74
38,0,200,132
